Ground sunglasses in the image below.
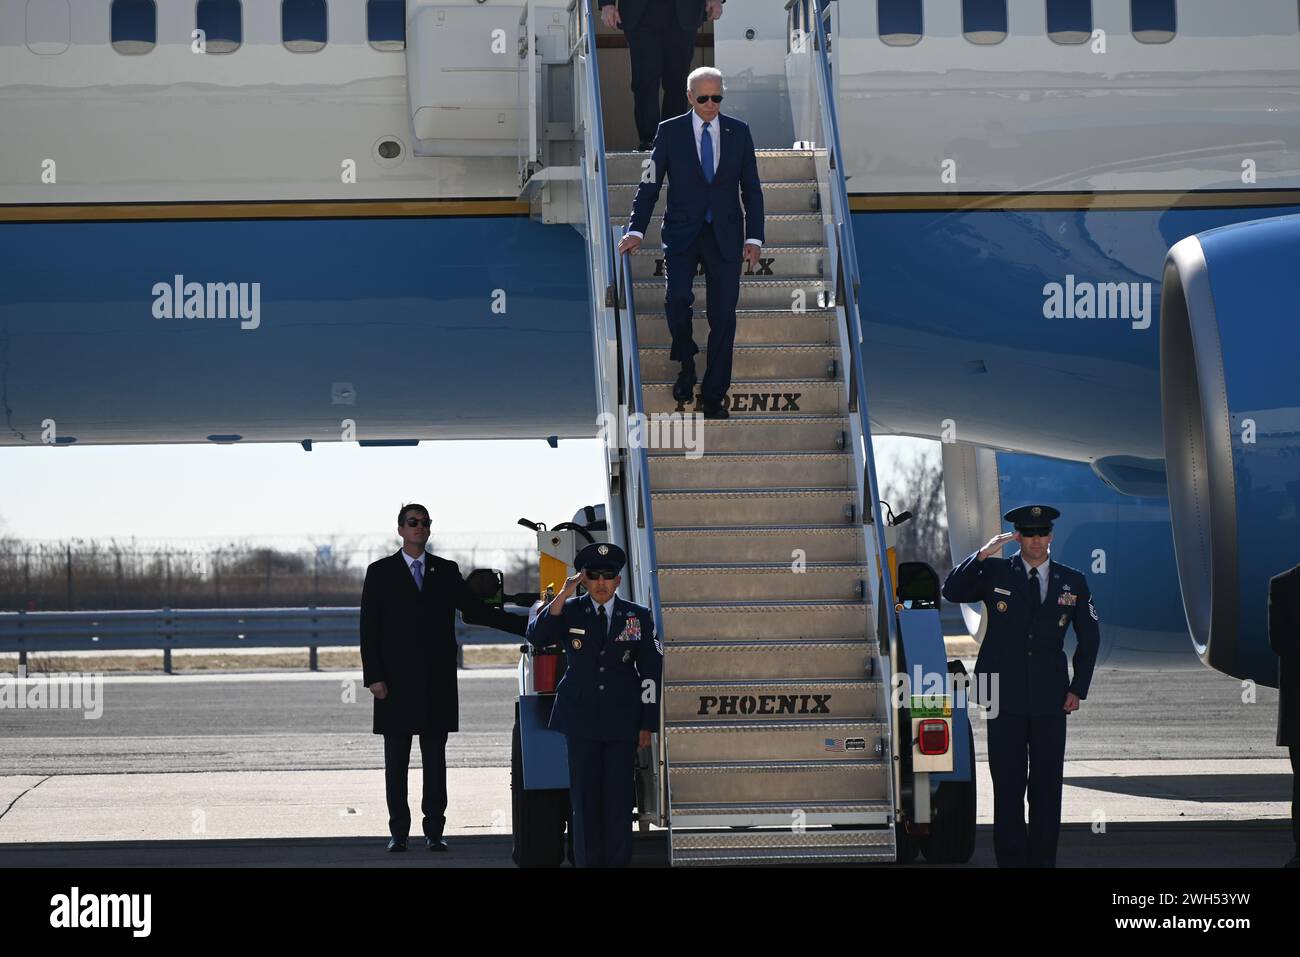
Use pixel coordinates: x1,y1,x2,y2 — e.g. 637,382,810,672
404,518,432,528
584,570,618,581
694,94,724,104
1016,527,1051,538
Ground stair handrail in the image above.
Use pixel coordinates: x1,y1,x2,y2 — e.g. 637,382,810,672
567,0,667,824
786,0,903,831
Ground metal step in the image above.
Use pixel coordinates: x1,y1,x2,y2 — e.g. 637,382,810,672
632,277,829,312
628,245,823,279
634,415,848,453
642,380,844,416
605,148,818,185
669,799,892,829
619,213,824,247
668,759,889,806
666,718,885,763
653,525,865,564
664,678,883,723
670,827,895,865
663,600,869,641
658,563,867,603
648,450,855,489
664,639,875,680
651,487,857,527
610,180,820,216
638,343,839,381
636,308,837,347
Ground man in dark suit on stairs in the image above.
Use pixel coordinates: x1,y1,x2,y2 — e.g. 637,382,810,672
360,503,527,852
618,66,764,420
599,0,725,151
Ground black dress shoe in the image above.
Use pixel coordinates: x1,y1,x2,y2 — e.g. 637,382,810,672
425,836,449,852
386,838,407,852
702,399,729,420
672,361,697,403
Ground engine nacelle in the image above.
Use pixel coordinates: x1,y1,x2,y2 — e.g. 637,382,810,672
1160,214,1300,685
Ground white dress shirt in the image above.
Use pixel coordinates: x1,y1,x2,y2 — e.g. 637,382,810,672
592,593,616,619
691,109,721,177
626,110,762,249
401,549,425,584
1018,552,1050,602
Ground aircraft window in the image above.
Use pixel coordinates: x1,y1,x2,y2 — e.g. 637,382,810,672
1046,0,1091,44
196,0,241,54
111,0,155,55
878,0,921,46
1132,0,1175,43
25,0,69,55
283,0,326,53
367,0,405,51
963,0,1007,44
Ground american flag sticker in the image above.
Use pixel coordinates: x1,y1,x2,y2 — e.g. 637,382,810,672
824,738,845,752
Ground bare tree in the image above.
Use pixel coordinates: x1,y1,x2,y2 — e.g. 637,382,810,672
880,443,950,576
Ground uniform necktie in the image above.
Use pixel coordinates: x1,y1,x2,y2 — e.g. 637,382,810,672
412,557,423,591
701,121,715,223
597,603,608,646
1029,567,1041,609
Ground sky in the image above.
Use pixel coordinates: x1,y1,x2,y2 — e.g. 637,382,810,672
0,435,931,559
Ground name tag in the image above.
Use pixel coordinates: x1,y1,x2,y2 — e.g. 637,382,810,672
569,628,586,635
994,587,1011,596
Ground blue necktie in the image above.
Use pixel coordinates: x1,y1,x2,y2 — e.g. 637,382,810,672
700,122,714,222
412,558,423,591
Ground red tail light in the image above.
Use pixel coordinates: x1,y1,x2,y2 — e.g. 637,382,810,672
533,654,559,693
918,719,949,755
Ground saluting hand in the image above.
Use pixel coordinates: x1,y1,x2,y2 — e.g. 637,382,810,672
977,531,1018,561
549,571,588,614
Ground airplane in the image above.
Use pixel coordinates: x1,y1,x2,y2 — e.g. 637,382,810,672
1,0,1297,700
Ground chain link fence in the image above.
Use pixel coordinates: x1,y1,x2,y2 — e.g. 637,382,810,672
0,535,538,612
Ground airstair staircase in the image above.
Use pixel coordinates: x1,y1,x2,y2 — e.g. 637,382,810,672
524,0,902,866
608,143,897,865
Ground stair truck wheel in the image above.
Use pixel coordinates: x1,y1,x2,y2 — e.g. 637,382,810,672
511,705,568,867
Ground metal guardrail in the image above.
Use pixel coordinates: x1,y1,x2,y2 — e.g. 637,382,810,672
0,605,532,672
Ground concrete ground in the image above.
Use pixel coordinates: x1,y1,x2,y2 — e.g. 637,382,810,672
0,661,1294,867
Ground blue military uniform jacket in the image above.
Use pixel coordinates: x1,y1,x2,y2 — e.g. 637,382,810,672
525,593,663,741
942,551,1100,716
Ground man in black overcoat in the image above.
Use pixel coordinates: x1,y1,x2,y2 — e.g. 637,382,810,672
360,503,527,851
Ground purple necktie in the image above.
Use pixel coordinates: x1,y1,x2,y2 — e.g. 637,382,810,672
412,558,423,591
